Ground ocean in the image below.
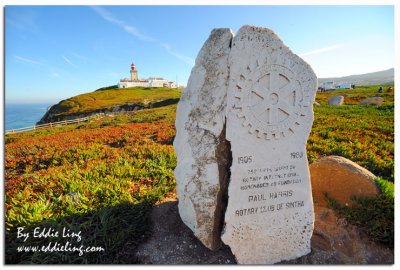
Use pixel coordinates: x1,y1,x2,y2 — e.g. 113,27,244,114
5,103,55,131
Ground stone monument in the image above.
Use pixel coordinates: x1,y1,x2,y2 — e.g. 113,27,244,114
173,28,233,250
174,25,317,264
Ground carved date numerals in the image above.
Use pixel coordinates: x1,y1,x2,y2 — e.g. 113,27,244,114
290,152,303,159
238,156,253,164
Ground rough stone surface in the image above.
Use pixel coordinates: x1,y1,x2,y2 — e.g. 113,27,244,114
310,156,380,207
328,96,344,106
283,205,394,265
173,28,233,250
222,25,317,264
134,201,394,265
174,25,320,264
359,97,384,106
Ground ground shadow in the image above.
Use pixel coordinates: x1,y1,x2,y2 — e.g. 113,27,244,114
5,200,236,265
134,201,236,264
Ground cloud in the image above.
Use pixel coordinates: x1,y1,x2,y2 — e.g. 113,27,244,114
14,55,42,65
62,55,76,67
71,53,89,62
6,9,38,32
91,6,155,42
299,44,345,57
162,43,195,66
91,6,194,67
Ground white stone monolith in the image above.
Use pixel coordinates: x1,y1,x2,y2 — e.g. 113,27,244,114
174,25,317,264
221,25,317,264
173,28,233,250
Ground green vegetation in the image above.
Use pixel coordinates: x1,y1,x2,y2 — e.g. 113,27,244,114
5,105,177,264
5,85,394,263
315,84,394,104
314,85,394,247
6,203,151,263
6,105,177,145
52,87,181,116
95,85,118,91
308,85,394,181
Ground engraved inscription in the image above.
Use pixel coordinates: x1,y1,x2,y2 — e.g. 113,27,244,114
290,152,304,159
248,194,267,202
233,200,306,216
222,26,316,264
235,208,258,217
238,156,253,164
270,190,293,199
232,161,306,218
240,163,301,191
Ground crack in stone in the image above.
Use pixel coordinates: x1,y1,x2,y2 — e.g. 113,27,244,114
213,119,232,250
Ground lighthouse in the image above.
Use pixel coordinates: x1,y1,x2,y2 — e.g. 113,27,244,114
130,63,138,81
118,63,177,88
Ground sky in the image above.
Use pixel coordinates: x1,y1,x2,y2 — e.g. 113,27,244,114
4,5,395,103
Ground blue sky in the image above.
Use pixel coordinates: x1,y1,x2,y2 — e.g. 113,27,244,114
5,5,394,103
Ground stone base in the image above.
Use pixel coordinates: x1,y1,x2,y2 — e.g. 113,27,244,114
133,201,394,265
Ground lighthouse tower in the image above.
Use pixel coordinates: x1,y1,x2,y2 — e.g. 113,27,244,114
130,63,138,81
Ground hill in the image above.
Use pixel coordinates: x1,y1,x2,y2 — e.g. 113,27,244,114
37,87,181,124
5,85,394,263
318,68,394,86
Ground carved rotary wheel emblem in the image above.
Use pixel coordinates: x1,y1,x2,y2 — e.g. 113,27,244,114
235,64,309,140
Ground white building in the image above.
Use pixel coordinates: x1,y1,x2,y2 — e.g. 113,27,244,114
336,83,352,89
118,63,177,89
322,81,336,90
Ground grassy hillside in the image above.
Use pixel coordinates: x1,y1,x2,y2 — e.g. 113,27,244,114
50,87,181,116
315,85,394,104
5,85,394,263
309,85,394,181
5,105,178,263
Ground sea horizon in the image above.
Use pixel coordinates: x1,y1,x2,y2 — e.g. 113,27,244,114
5,102,57,131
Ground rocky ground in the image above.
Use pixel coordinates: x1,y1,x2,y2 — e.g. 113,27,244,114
133,201,393,265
